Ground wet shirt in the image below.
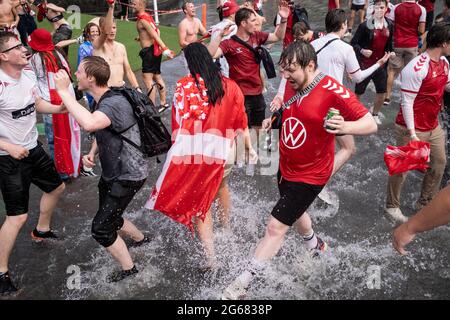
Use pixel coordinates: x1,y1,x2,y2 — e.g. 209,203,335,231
279,75,368,185
361,26,390,69
219,31,269,95
95,93,149,182
0,67,38,155
390,1,426,48
396,53,450,132
418,0,434,12
311,33,360,84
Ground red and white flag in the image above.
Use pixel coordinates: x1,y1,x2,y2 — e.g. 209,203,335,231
145,75,248,230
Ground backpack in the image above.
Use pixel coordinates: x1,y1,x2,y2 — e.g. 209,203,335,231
292,5,310,29
273,5,310,30
96,87,172,158
230,35,277,79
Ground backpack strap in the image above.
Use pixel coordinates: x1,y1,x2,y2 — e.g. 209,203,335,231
231,35,261,63
315,37,339,55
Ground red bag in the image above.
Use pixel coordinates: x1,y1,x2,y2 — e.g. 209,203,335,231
384,141,431,176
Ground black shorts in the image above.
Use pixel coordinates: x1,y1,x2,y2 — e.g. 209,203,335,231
92,177,146,247
244,94,267,127
270,172,324,226
354,66,387,95
0,143,62,216
351,4,365,11
139,46,162,74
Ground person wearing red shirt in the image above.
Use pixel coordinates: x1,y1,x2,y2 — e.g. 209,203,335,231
328,0,340,11
221,41,377,300
385,23,450,225
385,0,426,105
351,0,394,124
418,0,435,31
208,5,289,128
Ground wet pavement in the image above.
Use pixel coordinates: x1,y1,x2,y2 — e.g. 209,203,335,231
1,0,449,300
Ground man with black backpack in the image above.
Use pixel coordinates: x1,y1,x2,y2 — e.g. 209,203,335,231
274,0,310,49
208,4,289,129
54,56,155,283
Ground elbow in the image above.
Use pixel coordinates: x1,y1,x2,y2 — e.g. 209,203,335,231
83,121,97,133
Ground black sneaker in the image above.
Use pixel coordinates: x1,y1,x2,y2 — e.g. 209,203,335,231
128,235,151,248
31,228,59,243
0,272,18,295
106,266,138,283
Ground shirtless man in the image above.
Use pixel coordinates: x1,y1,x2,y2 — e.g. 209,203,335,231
93,0,140,89
0,0,20,36
178,1,208,49
133,0,174,107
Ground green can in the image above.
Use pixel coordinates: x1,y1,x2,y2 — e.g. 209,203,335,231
325,108,340,130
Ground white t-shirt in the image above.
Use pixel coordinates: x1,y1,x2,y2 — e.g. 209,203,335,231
0,67,39,155
311,34,361,84
210,18,237,77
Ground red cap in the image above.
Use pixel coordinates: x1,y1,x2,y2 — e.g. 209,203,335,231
222,1,239,17
28,29,55,52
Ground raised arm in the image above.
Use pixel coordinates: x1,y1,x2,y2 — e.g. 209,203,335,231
92,0,115,50
266,1,289,44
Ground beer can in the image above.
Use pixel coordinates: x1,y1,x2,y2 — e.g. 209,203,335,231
325,108,340,130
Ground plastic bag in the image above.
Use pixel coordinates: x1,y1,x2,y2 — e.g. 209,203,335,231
384,140,430,176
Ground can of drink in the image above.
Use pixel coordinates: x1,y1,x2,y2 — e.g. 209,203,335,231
325,108,340,130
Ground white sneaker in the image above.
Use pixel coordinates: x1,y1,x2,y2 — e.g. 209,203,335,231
221,277,249,300
384,207,408,225
373,115,382,125
318,187,335,205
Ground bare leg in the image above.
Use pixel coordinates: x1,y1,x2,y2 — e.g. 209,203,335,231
0,214,28,273
142,72,156,104
195,211,215,266
217,183,231,229
120,219,144,242
386,67,400,101
348,10,356,32
153,74,167,106
373,93,386,115
36,183,65,232
254,216,290,262
359,9,365,25
293,212,313,237
333,135,356,175
106,236,134,270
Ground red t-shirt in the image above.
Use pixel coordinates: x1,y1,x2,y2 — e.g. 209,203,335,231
328,0,338,10
392,2,426,48
361,27,390,69
279,75,368,185
396,54,450,132
418,0,434,12
220,31,269,96
283,11,295,48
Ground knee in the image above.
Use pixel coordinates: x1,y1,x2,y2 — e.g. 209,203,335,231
52,183,65,195
265,220,287,239
91,221,118,248
7,214,28,229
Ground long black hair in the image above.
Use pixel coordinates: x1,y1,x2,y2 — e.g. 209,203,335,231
183,42,224,106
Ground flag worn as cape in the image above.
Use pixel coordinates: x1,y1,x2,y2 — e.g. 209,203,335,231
43,52,81,177
145,75,248,230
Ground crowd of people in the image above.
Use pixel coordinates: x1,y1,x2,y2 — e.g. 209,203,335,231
0,0,449,299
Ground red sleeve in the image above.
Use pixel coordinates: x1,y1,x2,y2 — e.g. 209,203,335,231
256,31,270,46
334,89,369,121
219,39,231,55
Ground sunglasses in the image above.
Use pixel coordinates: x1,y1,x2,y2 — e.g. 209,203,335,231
1,43,24,54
